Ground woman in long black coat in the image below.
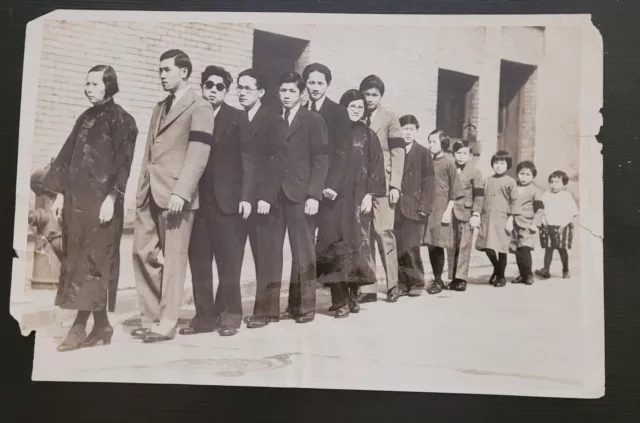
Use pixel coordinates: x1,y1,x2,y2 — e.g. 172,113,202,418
326,89,385,318
42,65,138,351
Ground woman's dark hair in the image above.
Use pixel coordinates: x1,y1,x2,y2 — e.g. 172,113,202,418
548,170,570,185
302,63,332,84
491,150,513,170
428,129,451,151
160,49,192,78
359,74,385,96
452,139,472,154
201,65,233,89
399,114,420,129
237,68,266,90
516,160,537,178
88,65,119,97
278,72,305,92
339,89,369,120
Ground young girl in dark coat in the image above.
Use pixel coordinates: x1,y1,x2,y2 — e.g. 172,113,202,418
475,151,519,287
510,161,544,285
423,129,463,294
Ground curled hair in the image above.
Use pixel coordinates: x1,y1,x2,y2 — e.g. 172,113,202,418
428,129,451,151
201,65,233,89
516,160,537,178
548,170,569,185
302,63,332,84
399,114,420,129
237,68,266,90
88,65,119,97
278,72,305,92
339,89,369,120
359,74,385,96
491,150,513,170
452,139,472,154
160,49,192,78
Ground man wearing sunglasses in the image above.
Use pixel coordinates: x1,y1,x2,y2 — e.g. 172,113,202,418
180,65,255,338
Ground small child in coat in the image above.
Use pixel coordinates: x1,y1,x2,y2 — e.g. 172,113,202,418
393,115,435,300
423,129,463,294
535,170,579,279
510,161,544,285
475,150,519,287
446,140,484,292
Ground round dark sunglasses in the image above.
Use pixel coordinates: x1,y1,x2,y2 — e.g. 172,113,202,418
204,81,226,91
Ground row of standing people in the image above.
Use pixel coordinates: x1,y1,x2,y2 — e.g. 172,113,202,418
41,49,577,352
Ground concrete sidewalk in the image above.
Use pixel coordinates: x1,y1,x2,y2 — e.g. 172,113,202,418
12,231,579,333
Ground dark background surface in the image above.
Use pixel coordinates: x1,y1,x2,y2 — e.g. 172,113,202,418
2,1,638,421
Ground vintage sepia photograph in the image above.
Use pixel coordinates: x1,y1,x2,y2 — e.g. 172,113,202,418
10,10,603,398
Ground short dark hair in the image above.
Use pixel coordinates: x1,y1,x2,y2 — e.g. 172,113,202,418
237,68,266,90
160,49,192,78
516,160,538,178
399,114,420,129
359,74,385,96
428,129,451,151
88,65,119,97
548,170,570,185
278,72,305,92
491,150,513,170
302,63,332,84
452,139,472,154
201,65,233,89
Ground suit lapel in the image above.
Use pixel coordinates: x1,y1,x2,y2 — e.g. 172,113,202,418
213,103,231,144
286,107,304,140
250,104,267,136
151,102,163,140
405,144,418,173
158,89,195,135
370,105,386,134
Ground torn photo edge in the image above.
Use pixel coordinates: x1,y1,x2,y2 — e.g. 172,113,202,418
10,10,603,398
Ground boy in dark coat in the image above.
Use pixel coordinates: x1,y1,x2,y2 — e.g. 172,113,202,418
393,115,435,299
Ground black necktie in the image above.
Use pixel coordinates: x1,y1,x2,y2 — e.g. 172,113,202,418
284,109,290,126
366,116,371,127
165,94,174,113
456,163,466,171
310,101,317,112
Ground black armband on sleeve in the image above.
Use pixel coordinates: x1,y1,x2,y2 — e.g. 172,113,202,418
472,187,485,198
533,200,545,212
189,131,214,146
388,137,405,151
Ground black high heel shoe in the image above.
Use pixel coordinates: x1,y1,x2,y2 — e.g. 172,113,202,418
81,325,114,348
57,326,87,352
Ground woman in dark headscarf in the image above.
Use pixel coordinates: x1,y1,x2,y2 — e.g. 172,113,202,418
43,65,138,351
325,89,386,318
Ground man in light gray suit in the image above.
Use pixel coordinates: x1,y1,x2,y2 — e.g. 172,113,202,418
359,75,406,303
132,49,215,343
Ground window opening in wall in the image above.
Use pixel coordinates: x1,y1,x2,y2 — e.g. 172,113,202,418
436,68,480,148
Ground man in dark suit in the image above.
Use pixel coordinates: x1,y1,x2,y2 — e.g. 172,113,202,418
246,72,329,328
180,65,254,337
301,63,352,297
235,68,287,323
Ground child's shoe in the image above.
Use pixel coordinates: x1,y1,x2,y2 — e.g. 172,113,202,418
534,268,551,279
562,270,571,279
493,277,507,287
524,274,535,285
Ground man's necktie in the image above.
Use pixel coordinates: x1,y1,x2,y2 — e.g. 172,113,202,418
310,101,317,112
284,109,291,127
365,116,371,127
166,94,174,113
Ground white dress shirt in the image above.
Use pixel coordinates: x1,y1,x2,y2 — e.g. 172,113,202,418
247,101,261,122
283,102,301,125
308,94,326,112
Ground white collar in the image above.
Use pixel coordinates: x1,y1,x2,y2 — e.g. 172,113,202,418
212,104,223,119
247,101,261,122
405,141,414,153
170,83,190,106
284,102,301,123
309,95,327,111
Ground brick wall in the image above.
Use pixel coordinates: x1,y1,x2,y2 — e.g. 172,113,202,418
32,20,582,222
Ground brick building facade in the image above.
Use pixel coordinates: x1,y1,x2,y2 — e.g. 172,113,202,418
32,20,583,222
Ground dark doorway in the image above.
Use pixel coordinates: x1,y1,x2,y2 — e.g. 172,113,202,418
253,30,309,113
436,68,479,145
497,59,537,173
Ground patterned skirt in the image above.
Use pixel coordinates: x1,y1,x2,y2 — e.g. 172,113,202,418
539,223,574,250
